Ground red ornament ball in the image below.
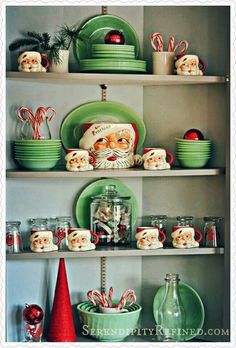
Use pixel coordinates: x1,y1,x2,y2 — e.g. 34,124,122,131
105,30,125,45
183,129,204,140
23,304,44,325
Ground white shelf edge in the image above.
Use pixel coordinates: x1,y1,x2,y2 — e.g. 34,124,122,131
6,247,225,259
6,167,225,178
6,72,226,86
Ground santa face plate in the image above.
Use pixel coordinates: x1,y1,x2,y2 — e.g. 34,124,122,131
135,227,166,250
79,122,139,169
67,228,99,251
171,226,203,249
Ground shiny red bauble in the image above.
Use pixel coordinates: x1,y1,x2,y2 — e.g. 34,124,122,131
104,30,125,44
183,129,204,140
23,304,44,325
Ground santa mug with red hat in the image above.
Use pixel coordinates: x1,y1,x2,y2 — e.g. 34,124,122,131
65,148,96,172
171,226,203,249
67,228,99,251
142,148,174,170
79,122,139,169
175,54,206,76
135,227,166,250
18,51,49,73
30,230,61,252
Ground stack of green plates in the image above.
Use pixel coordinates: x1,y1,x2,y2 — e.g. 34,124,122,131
91,44,135,59
14,140,61,171
77,301,142,342
80,58,146,73
176,138,212,168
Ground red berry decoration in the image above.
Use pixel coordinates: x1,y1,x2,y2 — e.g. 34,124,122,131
105,30,125,45
23,304,44,325
183,129,204,140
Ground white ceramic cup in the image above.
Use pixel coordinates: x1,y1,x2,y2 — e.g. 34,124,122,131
99,305,128,314
152,51,175,75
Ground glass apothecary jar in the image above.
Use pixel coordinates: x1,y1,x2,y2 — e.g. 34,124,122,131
56,216,71,250
203,216,223,247
6,221,23,253
176,216,193,227
90,184,131,245
29,218,49,232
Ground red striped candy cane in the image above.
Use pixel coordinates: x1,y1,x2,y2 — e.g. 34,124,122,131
168,36,175,52
87,290,104,306
151,33,164,52
174,40,189,55
118,289,136,309
108,287,113,307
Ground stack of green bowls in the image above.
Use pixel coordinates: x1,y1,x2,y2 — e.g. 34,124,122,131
77,301,142,342
14,140,61,170
176,138,212,168
91,44,135,59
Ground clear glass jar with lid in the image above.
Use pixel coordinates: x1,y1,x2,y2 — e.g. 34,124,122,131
176,216,193,227
203,216,223,247
6,221,23,253
90,184,132,245
56,216,71,250
151,215,168,233
29,218,49,232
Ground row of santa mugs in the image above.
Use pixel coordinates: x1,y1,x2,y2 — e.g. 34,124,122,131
6,218,221,253
65,147,174,172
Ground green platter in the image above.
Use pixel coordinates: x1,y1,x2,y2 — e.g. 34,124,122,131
74,14,140,62
60,101,146,153
75,178,138,228
153,282,205,341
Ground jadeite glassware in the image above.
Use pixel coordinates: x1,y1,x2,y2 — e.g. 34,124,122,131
156,273,186,342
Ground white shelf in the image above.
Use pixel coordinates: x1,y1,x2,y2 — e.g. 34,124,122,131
6,72,226,86
6,247,224,260
6,167,225,178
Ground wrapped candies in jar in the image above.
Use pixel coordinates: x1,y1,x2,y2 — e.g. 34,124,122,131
90,184,131,245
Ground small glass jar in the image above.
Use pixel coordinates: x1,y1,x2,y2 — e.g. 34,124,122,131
176,216,193,227
56,216,71,250
90,184,132,245
203,217,223,247
29,218,48,232
151,215,168,234
6,221,23,253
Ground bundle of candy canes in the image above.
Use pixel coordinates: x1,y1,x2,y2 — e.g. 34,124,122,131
151,33,188,55
87,287,136,309
17,106,56,140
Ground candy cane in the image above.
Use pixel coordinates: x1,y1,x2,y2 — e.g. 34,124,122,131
87,290,104,306
102,292,108,307
118,289,136,310
108,287,113,308
151,33,163,52
168,36,175,52
174,40,189,55
17,106,40,140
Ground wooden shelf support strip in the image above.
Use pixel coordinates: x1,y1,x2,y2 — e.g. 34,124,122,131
101,256,106,293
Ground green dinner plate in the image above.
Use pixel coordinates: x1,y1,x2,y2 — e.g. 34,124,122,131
176,138,211,144
91,54,135,59
153,282,205,341
92,44,135,51
60,101,146,153
74,14,140,62
75,178,138,228
80,58,145,66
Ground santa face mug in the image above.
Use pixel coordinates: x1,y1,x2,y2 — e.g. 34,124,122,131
67,228,99,251
18,51,49,72
79,122,139,169
142,148,174,170
135,227,166,250
171,226,203,249
175,54,206,76
65,149,96,172
30,230,61,252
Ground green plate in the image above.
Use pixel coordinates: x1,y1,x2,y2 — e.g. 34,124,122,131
80,59,145,66
176,138,211,144
177,158,210,168
79,66,146,73
75,178,138,228
74,14,140,62
60,101,146,153
153,282,205,341
92,44,135,51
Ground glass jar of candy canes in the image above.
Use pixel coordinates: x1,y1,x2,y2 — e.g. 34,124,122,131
90,185,132,245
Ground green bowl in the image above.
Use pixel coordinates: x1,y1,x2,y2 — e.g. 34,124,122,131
177,157,210,168
15,139,61,144
176,138,211,144
16,158,60,171
77,302,142,342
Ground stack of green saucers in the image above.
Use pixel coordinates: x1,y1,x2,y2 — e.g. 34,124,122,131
77,301,142,342
14,140,61,171
80,44,146,73
91,44,135,59
176,138,212,168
